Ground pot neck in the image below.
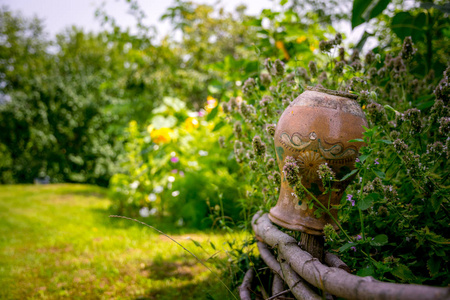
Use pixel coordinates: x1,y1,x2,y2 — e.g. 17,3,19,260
306,86,358,100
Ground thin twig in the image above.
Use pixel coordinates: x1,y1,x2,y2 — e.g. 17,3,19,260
266,289,291,300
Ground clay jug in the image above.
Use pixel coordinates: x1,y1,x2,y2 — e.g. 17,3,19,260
269,87,367,235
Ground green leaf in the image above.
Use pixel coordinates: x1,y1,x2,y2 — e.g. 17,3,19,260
359,154,369,163
352,0,391,29
348,138,364,142
376,139,392,144
340,169,359,181
212,121,225,132
392,264,415,281
339,242,355,252
190,239,202,248
206,105,219,121
427,257,440,277
370,234,388,246
358,196,373,211
372,169,386,179
357,266,375,277
391,12,426,42
210,241,216,250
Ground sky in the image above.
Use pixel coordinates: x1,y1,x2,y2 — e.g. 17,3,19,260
0,0,275,39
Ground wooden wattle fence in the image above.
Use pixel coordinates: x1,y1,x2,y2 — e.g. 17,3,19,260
239,212,450,300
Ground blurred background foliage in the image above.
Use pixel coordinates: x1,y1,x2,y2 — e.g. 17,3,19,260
0,0,448,247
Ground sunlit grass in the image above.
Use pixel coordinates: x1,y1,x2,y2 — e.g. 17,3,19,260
0,184,248,299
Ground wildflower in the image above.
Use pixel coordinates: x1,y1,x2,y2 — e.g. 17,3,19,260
130,181,139,189
338,47,345,61
179,171,185,177
374,158,380,165
150,127,174,144
350,246,357,252
366,102,387,125
266,158,276,170
172,191,180,197
246,151,255,160
355,158,360,163
439,117,450,136
356,235,362,240
170,156,179,163
402,108,422,133
434,67,449,103
198,109,206,117
350,49,360,62
318,72,328,84
168,176,175,182
148,193,157,202
401,36,416,61
283,156,300,186
347,194,355,206
233,121,242,138
218,136,225,148
272,171,281,186
323,224,337,241
198,150,208,156
317,163,335,187
393,139,408,153
260,73,272,86
242,78,257,95
390,131,400,140
221,102,231,114
319,40,333,52
153,186,164,193
296,35,307,43
252,135,266,157
171,169,178,174
273,59,285,76
249,160,258,171
205,96,218,113
240,103,256,122
139,207,150,218
365,51,375,66
259,95,273,107
308,61,318,77
266,124,276,137
334,33,342,45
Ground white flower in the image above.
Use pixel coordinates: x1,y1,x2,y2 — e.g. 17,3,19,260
172,191,180,197
130,181,140,189
148,193,157,202
153,186,164,193
198,150,208,156
139,207,150,217
149,208,157,215
168,176,175,182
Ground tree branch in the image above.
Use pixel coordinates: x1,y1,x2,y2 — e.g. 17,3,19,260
239,268,255,300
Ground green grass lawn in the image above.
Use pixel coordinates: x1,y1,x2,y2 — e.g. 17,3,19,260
0,184,246,299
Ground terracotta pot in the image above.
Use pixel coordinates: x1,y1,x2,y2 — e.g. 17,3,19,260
269,87,367,235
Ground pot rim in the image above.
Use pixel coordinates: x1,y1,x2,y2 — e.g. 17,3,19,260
306,85,359,100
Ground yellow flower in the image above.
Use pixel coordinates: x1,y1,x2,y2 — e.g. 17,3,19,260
275,41,284,49
150,127,173,144
310,45,316,52
296,36,307,43
184,117,199,132
205,96,218,113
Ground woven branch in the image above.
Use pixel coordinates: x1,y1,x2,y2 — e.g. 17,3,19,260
257,241,320,300
239,268,254,300
252,212,450,300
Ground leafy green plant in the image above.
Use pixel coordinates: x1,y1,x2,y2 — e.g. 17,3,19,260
219,29,449,286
